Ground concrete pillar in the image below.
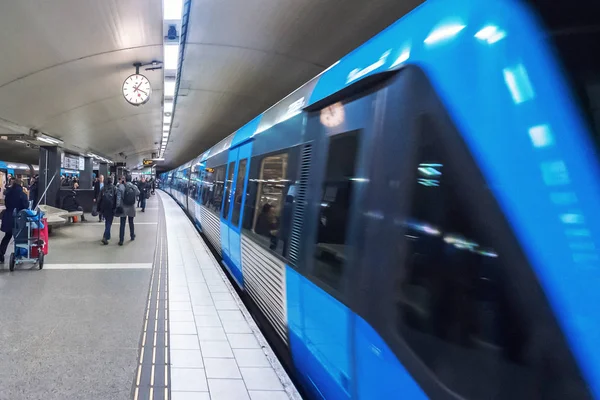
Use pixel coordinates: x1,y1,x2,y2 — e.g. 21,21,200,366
38,146,62,207
98,162,109,180
79,156,93,189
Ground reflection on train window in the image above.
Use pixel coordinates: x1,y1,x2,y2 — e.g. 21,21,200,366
312,131,360,290
249,153,291,256
203,165,225,213
222,162,235,218
231,159,247,227
398,131,552,399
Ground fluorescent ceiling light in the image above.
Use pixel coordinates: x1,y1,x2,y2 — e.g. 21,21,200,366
475,25,506,45
164,80,176,96
164,116,172,124
37,136,59,144
163,0,183,20
164,44,179,70
503,64,535,104
424,24,466,45
164,101,174,113
15,140,28,144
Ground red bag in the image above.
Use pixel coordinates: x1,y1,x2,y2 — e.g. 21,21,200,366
31,217,49,257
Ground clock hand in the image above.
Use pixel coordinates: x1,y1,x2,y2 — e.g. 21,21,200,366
136,88,148,96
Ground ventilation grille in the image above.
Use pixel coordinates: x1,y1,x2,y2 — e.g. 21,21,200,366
241,235,288,344
288,143,312,266
200,206,221,252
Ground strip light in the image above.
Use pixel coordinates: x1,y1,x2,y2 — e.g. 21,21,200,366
160,0,186,158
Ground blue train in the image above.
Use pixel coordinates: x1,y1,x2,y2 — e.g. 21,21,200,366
161,0,600,398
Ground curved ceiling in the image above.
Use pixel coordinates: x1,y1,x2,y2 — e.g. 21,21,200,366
0,0,422,169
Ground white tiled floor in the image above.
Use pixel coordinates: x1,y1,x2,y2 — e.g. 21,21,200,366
160,192,299,400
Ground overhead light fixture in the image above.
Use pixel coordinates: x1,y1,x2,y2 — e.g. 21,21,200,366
15,140,28,144
164,115,172,124
424,24,466,45
164,44,179,70
164,101,174,113
164,80,176,96
163,0,183,20
37,135,63,145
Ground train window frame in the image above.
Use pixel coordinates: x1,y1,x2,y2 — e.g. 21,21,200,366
231,158,248,227
241,148,300,261
368,66,590,399
221,161,236,219
308,129,363,293
203,164,226,214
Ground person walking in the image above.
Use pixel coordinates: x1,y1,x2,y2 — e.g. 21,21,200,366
93,174,105,222
97,177,117,245
0,179,29,263
115,174,139,246
138,177,149,212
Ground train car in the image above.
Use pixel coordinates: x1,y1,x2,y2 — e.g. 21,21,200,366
160,0,600,398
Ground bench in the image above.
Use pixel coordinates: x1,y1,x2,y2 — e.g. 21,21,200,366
38,205,83,233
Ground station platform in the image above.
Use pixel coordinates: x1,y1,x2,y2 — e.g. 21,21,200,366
0,191,300,400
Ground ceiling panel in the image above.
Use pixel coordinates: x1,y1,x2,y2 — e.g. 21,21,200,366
165,0,423,167
0,0,421,170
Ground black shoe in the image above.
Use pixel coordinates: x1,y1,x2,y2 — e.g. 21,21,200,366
0,255,4,263
118,241,123,246
131,235,136,241
142,210,145,212
101,238,108,245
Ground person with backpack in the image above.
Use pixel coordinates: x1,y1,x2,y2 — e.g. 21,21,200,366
97,177,117,245
115,174,140,246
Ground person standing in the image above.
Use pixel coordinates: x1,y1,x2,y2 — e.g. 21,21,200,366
115,174,139,246
97,177,117,245
29,176,38,209
0,179,29,263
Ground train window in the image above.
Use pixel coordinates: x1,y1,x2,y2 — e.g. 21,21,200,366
241,153,292,256
222,162,235,219
231,159,247,227
203,165,226,213
311,131,360,291
394,118,586,399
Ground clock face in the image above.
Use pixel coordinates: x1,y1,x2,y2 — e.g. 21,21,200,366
320,102,345,128
122,74,152,106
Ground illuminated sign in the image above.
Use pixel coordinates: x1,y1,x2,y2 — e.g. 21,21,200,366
143,159,154,166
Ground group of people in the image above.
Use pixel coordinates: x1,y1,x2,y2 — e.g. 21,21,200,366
60,175,80,189
0,176,33,263
94,174,155,246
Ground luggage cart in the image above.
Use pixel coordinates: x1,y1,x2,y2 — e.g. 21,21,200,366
8,208,46,271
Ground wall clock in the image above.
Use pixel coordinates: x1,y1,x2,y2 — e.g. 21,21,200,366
123,74,151,106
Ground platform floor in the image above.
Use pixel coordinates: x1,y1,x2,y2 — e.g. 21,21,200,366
160,191,299,400
0,192,300,400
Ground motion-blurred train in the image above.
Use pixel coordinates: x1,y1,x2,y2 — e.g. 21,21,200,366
160,0,600,398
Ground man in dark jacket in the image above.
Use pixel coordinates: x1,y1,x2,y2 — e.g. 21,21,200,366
115,175,140,246
138,177,149,212
97,177,117,245
61,190,86,221
29,176,38,209
0,179,29,263
93,174,104,222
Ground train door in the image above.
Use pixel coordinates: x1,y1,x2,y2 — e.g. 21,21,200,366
353,67,590,399
287,88,382,400
220,142,252,286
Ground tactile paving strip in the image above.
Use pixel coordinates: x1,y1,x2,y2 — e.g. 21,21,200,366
133,195,170,400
